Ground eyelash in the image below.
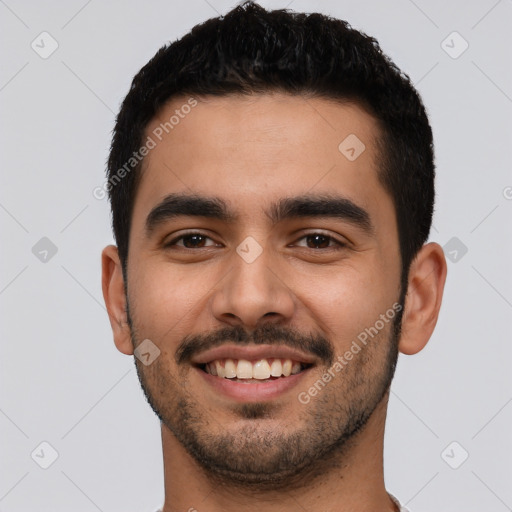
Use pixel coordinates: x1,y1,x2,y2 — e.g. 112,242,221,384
164,231,347,250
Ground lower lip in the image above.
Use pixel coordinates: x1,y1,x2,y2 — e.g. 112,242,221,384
195,366,312,402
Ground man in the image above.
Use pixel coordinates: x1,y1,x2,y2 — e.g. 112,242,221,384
101,2,447,511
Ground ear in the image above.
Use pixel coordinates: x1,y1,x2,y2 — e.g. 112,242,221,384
399,242,447,355
101,245,133,355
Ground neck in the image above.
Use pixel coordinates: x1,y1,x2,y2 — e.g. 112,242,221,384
160,395,396,512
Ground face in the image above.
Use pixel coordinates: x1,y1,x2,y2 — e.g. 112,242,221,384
123,93,403,487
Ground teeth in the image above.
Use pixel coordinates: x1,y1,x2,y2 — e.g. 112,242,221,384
215,360,225,378
270,359,283,377
204,358,307,379
236,359,253,379
291,362,301,375
252,359,271,380
224,358,237,378
282,360,292,377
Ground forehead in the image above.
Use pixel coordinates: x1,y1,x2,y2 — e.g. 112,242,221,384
133,93,391,229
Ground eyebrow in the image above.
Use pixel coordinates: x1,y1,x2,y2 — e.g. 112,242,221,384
145,192,374,236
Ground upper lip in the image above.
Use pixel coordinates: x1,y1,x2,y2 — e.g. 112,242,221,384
191,344,318,366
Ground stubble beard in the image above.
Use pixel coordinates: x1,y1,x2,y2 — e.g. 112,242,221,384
128,304,402,492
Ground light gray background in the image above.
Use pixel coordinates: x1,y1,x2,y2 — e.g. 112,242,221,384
1,0,511,511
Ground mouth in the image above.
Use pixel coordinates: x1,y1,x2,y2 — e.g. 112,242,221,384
196,357,314,383
193,356,315,402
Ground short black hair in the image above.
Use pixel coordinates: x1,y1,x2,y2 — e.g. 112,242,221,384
107,1,435,292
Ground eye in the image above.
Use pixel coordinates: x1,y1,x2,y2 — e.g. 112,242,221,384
164,231,347,251
293,232,346,250
165,232,219,249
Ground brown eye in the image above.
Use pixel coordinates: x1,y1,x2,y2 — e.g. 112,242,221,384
181,234,208,248
165,232,218,249
305,234,330,249
294,232,346,250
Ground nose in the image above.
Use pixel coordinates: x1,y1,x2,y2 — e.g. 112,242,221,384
210,241,296,329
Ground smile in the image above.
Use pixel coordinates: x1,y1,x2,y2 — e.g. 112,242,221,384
200,357,312,381
195,359,314,402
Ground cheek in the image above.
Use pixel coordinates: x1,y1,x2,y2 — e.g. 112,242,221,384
128,261,216,339
292,260,397,343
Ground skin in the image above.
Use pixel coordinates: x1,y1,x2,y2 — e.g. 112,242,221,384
102,93,447,512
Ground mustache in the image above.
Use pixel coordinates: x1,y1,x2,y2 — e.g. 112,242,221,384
175,323,334,367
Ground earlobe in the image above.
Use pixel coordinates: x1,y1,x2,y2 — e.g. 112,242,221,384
101,245,134,355
398,242,447,355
